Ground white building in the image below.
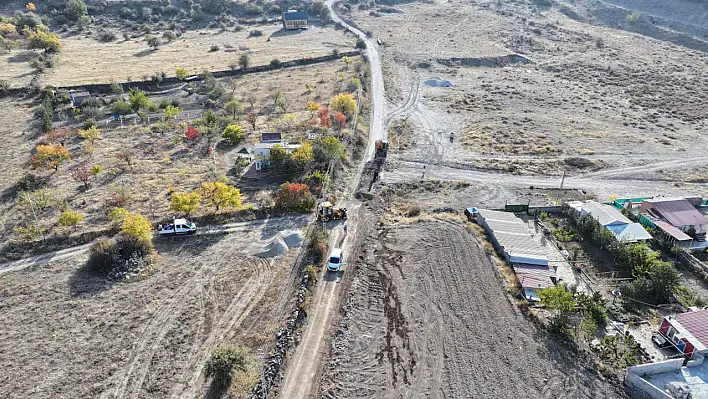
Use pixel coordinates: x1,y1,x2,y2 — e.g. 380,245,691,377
253,143,301,171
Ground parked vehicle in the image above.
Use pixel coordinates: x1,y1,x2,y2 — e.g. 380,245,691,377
158,218,197,236
327,248,344,272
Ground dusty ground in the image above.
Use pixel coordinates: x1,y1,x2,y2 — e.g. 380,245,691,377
318,217,629,398
40,25,355,86
0,218,307,399
339,0,708,180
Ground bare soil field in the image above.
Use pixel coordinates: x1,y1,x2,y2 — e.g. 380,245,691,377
0,57,365,249
340,0,708,178
318,217,629,398
41,25,355,86
0,225,303,399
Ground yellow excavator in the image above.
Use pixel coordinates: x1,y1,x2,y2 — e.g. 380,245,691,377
317,201,348,222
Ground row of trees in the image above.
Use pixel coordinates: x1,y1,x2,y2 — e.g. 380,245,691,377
169,181,242,215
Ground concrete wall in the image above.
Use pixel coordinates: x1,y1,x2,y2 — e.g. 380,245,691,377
625,372,672,399
625,359,685,399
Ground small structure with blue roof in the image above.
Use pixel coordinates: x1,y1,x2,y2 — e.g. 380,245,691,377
282,10,308,30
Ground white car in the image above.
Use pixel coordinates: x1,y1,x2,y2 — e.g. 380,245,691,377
158,218,197,236
327,248,344,272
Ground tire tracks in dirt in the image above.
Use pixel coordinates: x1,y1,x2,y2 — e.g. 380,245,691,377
170,257,274,398
319,219,628,398
106,256,273,399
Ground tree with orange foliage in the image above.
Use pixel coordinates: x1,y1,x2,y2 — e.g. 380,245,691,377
274,182,315,212
26,2,36,11
32,144,71,170
333,112,346,130
318,107,331,128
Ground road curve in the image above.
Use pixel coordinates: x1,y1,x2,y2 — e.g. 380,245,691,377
326,0,386,161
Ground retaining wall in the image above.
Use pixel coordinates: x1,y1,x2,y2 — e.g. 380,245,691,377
624,359,685,399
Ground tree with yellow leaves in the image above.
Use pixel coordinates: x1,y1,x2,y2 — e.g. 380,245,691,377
330,93,357,116
78,125,101,144
170,192,201,216
120,211,153,244
32,144,71,170
292,141,314,168
306,100,320,120
200,181,242,211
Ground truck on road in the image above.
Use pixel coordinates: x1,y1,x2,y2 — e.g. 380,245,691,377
158,219,197,236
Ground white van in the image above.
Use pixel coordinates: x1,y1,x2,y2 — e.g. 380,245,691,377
327,248,344,272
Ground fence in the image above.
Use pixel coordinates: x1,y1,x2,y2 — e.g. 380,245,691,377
55,50,362,94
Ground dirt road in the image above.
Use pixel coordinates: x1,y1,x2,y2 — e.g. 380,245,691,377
276,3,388,398
326,0,386,161
0,215,310,276
383,160,699,201
319,219,628,398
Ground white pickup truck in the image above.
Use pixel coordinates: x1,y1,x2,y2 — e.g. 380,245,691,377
158,218,197,236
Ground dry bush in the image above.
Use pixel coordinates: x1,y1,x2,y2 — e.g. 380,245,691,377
399,203,421,217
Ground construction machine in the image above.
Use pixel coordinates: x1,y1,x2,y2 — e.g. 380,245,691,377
317,201,348,222
375,139,388,160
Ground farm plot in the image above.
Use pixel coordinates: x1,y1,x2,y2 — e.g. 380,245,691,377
41,25,356,86
0,226,302,399
0,56,366,253
318,218,629,398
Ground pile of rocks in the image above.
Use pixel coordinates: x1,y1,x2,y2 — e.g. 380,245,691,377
252,273,310,398
111,253,153,281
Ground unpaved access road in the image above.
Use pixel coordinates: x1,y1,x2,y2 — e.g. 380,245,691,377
319,219,629,398
0,215,310,276
276,2,386,398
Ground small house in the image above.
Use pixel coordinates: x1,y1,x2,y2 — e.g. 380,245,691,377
475,209,555,300
253,142,301,171
580,201,652,242
640,198,708,245
659,309,708,358
282,10,308,30
69,90,91,108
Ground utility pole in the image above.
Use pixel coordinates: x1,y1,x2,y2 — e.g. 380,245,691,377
560,170,567,189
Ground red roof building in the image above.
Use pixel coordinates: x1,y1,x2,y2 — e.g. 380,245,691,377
659,309,708,358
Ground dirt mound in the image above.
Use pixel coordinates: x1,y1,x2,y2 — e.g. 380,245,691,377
256,237,289,258
281,230,304,248
437,54,531,68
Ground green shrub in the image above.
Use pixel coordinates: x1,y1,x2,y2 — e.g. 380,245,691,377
626,12,640,23
86,237,117,274
111,101,132,115
205,344,248,386
245,4,264,15
355,38,366,50
97,31,117,42
249,29,262,37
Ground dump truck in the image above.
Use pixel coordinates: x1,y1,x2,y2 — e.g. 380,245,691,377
317,201,347,222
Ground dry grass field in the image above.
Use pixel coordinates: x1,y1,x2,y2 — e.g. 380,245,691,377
41,25,356,86
0,48,38,88
341,0,708,178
